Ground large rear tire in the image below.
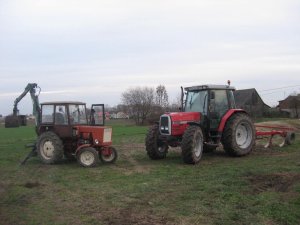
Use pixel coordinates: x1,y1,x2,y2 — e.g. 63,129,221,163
221,113,255,156
145,124,168,160
36,131,64,164
181,125,204,164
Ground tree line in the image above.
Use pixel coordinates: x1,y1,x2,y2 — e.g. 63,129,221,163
120,85,180,125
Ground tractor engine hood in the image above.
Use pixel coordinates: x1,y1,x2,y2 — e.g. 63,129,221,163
160,112,201,136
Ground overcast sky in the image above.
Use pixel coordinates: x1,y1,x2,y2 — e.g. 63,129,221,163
1,0,300,115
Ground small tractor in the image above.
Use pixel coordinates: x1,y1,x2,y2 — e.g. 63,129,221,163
146,83,256,164
5,83,117,167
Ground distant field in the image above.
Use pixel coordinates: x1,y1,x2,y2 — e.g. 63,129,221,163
0,119,300,225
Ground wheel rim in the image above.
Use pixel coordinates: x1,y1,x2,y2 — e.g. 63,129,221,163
236,122,253,149
194,133,202,157
157,143,167,153
101,151,115,162
40,140,55,160
80,151,95,166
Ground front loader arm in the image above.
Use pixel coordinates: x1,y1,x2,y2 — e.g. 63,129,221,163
12,83,41,126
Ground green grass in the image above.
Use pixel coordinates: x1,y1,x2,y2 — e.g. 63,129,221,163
0,120,300,225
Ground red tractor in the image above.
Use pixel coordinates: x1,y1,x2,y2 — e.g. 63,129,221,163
145,84,256,164
5,83,117,167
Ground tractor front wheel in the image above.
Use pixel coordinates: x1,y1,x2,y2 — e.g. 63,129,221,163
36,131,64,164
100,147,118,163
77,147,99,167
222,113,255,156
145,124,168,160
181,125,204,164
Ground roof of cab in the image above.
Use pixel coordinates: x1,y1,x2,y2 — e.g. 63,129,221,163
185,84,235,91
41,101,86,105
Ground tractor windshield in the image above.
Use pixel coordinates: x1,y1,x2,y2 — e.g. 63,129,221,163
69,104,87,125
185,90,208,114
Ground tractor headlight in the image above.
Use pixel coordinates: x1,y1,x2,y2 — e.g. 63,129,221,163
95,139,99,144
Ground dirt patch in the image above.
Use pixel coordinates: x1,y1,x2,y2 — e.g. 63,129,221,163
114,141,152,175
103,208,173,225
23,181,44,189
247,173,300,194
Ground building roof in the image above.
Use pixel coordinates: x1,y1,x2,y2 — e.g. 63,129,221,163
234,88,270,108
278,94,300,109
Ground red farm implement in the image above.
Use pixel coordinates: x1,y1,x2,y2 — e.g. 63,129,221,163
255,124,296,148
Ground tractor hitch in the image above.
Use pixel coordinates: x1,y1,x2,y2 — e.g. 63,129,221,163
20,143,37,165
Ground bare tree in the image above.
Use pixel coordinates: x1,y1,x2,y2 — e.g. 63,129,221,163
121,87,155,125
155,85,169,108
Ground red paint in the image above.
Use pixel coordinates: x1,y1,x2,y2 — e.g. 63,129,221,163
165,112,201,136
74,125,112,146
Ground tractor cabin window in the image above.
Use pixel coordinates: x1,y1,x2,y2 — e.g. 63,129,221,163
55,105,68,125
185,90,208,115
210,90,229,117
69,104,87,125
41,105,54,123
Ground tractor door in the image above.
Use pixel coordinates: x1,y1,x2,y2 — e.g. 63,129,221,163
90,104,105,126
209,90,230,130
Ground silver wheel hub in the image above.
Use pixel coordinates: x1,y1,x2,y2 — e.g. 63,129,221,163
194,135,202,157
102,152,115,162
80,151,95,166
41,140,55,159
236,122,252,149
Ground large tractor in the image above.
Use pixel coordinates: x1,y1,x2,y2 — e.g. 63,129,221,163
145,84,256,164
5,83,117,167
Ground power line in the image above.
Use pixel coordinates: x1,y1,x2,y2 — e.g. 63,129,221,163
259,85,300,92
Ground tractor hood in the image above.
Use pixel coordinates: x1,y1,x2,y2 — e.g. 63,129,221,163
160,112,201,136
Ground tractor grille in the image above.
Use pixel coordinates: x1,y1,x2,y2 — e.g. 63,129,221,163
160,115,171,135
103,128,112,143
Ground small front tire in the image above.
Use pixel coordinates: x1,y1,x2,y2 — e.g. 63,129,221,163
77,147,99,167
145,124,168,160
100,147,118,163
181,125,204,164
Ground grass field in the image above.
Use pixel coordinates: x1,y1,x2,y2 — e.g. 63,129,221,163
0,119,300,225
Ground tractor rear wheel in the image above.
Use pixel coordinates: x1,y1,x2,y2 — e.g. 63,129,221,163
36,131,64,164
145,124,168,160
181,125,204,164
221,113,255,156
77,147,99,167
100,147,118,163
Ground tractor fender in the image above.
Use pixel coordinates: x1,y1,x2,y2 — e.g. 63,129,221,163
217,109,247,133
75,144,92,156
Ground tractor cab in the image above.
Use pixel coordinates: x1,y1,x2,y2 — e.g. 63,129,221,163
184,85,236,130
38,102,105,137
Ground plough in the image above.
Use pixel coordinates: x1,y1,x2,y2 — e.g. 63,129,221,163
255,124,296,148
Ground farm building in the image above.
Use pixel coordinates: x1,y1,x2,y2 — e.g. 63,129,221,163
278,94,300,118
233,88,270,117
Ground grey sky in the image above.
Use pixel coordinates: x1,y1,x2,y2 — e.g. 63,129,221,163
1,0,300,115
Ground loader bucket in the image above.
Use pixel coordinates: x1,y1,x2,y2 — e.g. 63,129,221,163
5,115,20,128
